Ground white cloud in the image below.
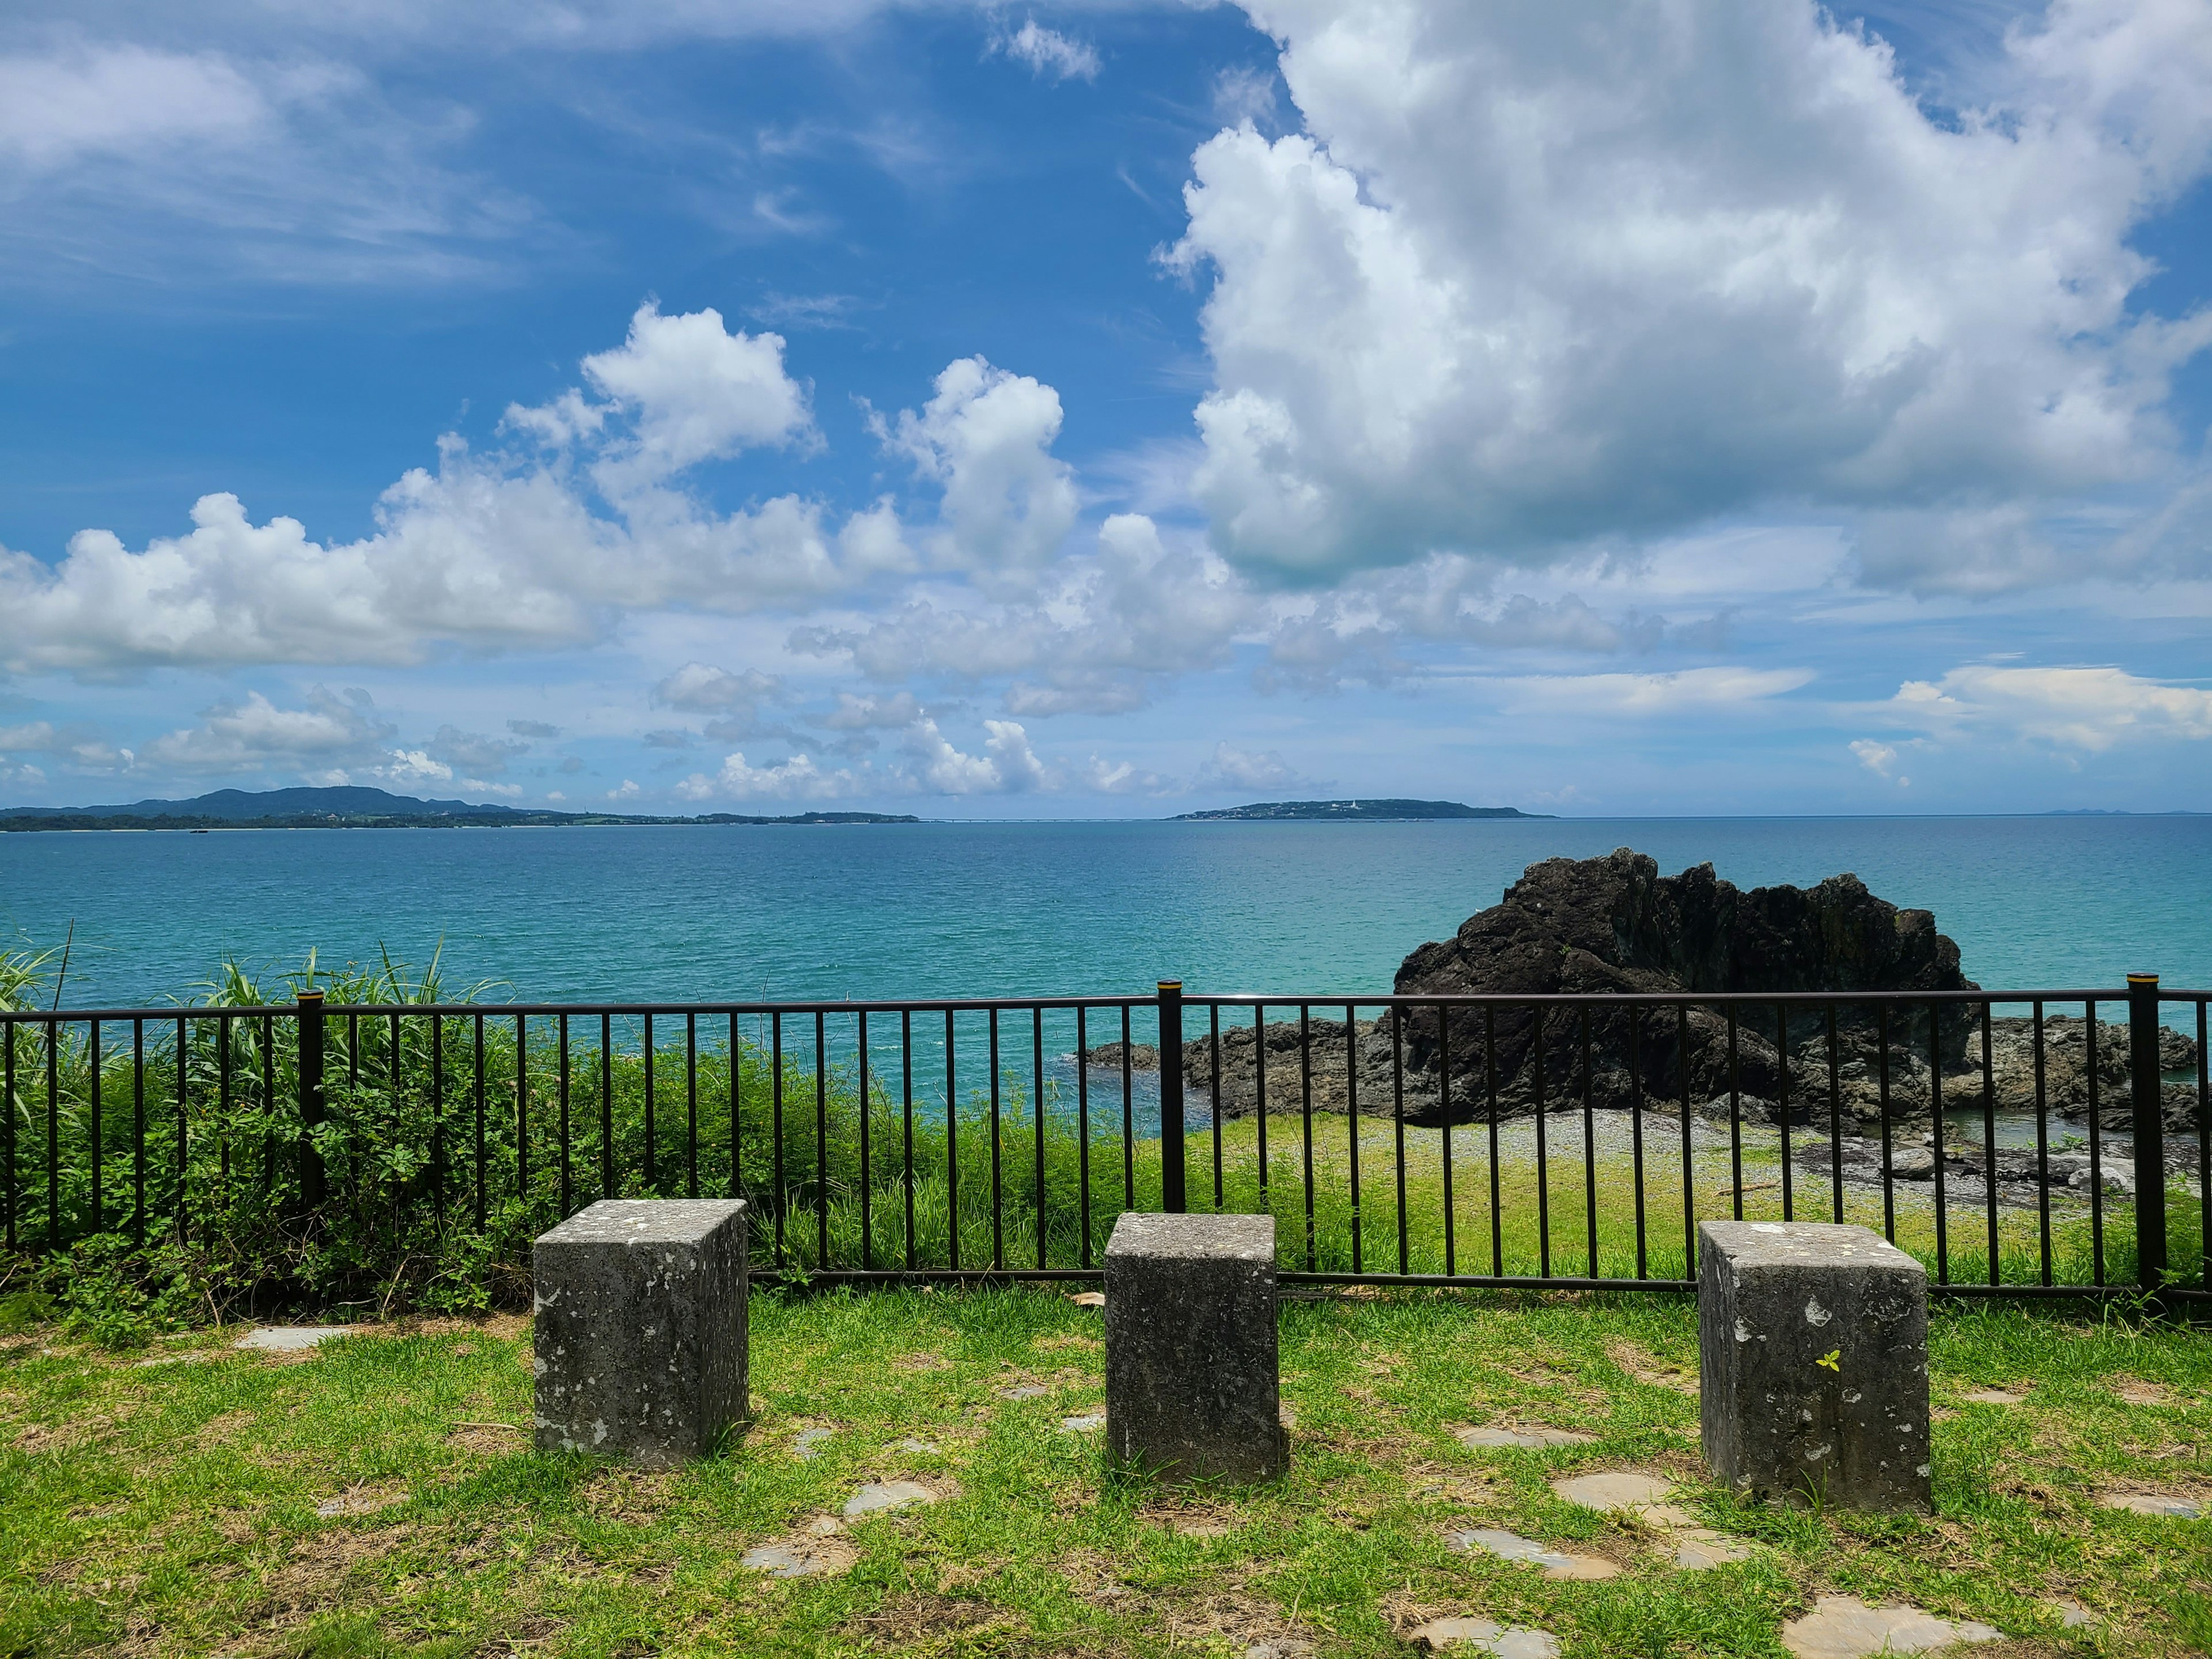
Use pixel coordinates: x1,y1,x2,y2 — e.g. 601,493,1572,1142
1084,755,1170,795
425,724,530,775
0,45,270,168
1849,738,1911,786
1169,0,2212,583
653,662,782,713
817,690,921,730
1495,666,1816,717
552,301,815,488
1885,664,2212,751
139,687,393,773
1194,742,1304,793
878,357,1080,581
0,306,868,676
990,18,1102,83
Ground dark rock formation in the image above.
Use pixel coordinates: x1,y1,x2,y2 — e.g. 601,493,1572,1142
1094,849,2201,1129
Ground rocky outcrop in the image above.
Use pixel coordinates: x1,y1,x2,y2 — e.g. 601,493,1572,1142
1092,849,2202,1129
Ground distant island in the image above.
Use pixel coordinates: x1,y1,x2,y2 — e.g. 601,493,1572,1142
1171,799,1551,822
0,786,919,832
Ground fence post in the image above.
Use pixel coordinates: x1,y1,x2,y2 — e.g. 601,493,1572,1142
2127,974,2166,1311
297,990,326,1212
1158,981,1186,1214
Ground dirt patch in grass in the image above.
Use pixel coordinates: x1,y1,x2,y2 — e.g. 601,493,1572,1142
582,1468,677,1523
1036,1332,1101,1354
2110,1377,2179,1408
847,1590,1022,1645
897,1350,952,1372
447,1420,529,1455
195,1411,256,1448
1608,1340,1699,1394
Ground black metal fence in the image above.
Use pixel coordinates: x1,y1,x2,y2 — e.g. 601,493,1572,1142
3,977,2206,1306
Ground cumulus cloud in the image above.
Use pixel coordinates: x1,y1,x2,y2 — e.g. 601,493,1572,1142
1169,0,2212,584
1849,738,1910,785
139,687,394,774
1883,664,2212,751
990,18,1101,82
674,751,858,802
0,308,870,677
653,662,782,713
1194,742,1306,793
507,301,816,494
673,714,1050,801
878,357,1081,581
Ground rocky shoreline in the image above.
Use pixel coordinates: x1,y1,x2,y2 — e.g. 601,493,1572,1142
1090,849,2203,1132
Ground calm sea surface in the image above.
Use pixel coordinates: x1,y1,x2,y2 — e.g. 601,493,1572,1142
1,817,2206,1008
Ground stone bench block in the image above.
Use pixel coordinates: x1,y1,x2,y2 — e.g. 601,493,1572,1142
1698,1219,1929,1511
1104,1211,1286,1482
533,1198,749,1467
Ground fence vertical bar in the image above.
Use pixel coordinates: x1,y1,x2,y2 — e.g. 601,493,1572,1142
1209,1003,1224,1210
260,1013,275,1193
132,1018,145,1247
1877,1002,1896,1242
1391,1006,1408,1274
1031,1006,1044,1271
3,1018,15,1252
1075,1005,1090,1268
945,1008,959,1272
2127,974,2166,1309
599,1013,613,1201
1931,1001,1948,1285
1120,1003,1135,1212
46,1018,59,1249
1158,983,1185,1214
1486,1006,1503,1278
1629,1006,1647,1279
1826,1006,1843,1222
729,1012,743,1206
1343,1002,1362,1273
1726,1006,1743,1222
1580,1006,1597,1278
1677,1006,1694,1283
174,1015,187,1245
2033,1002,2052,1286
473,1012,487,1229
2197,998,2208,1293
1532,1006,1550,1277
900,1009,915,1272
1298,1003,1316,1272
772,1010,786,1270
517,1012,529,1206
1253,1006,1269,1219
218,1013,230,1189
1980,1004,1999,1286
431,1015,445,1233
297,991,325,1213
860,1009,874,1271
89,1020,103,1236
988,1007,1003,1271
643,1012,657,1196
1776,1003,1793,1224
816,1010,830,1271
1439,1007,1456,1276
2086,1002,2104,1286
685,1012,699,1200
559,1014,572,1218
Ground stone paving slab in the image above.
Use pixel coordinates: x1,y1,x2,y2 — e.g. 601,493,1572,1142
1549,1471,1676,1514
1957,1387,2028,1406
843,1479,940,1517
2099,1490,2202,1518
741,1516,857,1578
234,1327,354,1351
999,1384,1050,1400
1448,1527,1618,1580
1779,1596,2001,1658
1061,1412,1105,1434
1457,1425,1594,1450
1407,1615,1561,1657
791,1428,834,1459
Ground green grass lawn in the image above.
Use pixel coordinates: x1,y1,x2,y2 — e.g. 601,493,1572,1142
3,1289,2209,1658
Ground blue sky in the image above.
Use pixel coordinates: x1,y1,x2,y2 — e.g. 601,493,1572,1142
2,0,2209,817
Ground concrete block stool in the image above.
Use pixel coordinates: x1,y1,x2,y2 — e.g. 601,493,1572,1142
533,1198,749,1467
1104,1212,1287,1482
1698,1219,1929,1511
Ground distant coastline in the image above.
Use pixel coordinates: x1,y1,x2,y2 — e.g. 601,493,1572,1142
0,786,920,833
1172,798,1551,822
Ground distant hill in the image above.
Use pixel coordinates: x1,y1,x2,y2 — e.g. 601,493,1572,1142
1171,798,1551,822
0,785,919,831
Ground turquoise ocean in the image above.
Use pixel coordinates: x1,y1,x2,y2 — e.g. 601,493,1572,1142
1,816,2206,1009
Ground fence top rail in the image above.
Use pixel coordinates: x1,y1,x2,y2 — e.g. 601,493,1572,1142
5,985,2202,1023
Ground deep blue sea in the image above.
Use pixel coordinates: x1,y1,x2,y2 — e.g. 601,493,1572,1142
1,816,2206,1010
